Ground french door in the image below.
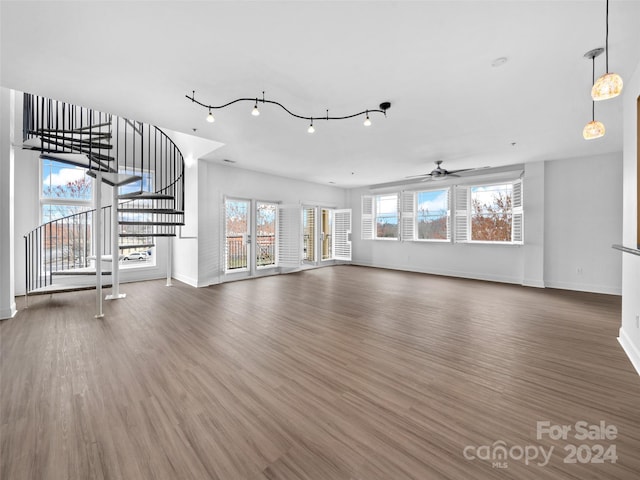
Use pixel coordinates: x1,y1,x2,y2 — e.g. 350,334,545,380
303,206,352,265
224,198,278,276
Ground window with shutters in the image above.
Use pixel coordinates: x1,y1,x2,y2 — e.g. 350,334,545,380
455,180,523,244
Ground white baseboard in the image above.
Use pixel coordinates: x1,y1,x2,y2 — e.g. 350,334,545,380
1,302,17,320
351,261,522,285
618,327,640,377
171,272,198,287
544,280,621,295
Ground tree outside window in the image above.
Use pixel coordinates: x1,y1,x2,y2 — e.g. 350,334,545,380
470,184,513,242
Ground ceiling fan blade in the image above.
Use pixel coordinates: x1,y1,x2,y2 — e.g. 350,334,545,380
405,174,431,179
446,168,474,175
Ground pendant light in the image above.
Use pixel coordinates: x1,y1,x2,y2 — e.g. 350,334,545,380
251,98,260,116
591,0,623,101
206,108,215,123
307,118,315,134
583,48,605,140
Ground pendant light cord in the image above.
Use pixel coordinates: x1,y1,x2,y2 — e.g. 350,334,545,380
605,0,610,73
591,56,596,120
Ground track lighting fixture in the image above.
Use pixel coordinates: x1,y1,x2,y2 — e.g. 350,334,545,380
187,91,390,131
206,108,215,123
363,111,372,127
583,48,606,140
591,0,623,101
252,99,260,116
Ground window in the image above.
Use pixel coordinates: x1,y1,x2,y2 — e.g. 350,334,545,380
41,159,92,222
361,193,399,239
375,194,399,239
397,189,450,242
455,180,523,244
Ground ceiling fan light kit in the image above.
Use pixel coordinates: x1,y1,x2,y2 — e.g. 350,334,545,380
187,91,391,133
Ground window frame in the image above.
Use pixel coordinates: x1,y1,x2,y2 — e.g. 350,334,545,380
374,193,400,240
457,179,523,245
409,187,452,243
40,159,93,223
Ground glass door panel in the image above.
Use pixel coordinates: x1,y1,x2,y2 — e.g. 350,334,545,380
225,198,250,272
303,207,316,263
256,202,277,268
321,208,332,261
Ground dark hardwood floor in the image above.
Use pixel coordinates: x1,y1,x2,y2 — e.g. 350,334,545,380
2,265,639,479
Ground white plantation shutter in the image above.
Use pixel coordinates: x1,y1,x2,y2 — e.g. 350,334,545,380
277,204,301,268
361,195,374,240
454,186,470,243
511,179,523,244
400,191,415,241
332,209,352,261
445,188,452,241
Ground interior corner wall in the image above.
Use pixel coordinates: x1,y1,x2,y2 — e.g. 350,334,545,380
195,163,348,287
544,152,623,295
619,60,640,375
171,158,199,287
0,87,17,319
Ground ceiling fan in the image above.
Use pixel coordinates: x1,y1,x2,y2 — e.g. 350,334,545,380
406,160,475,181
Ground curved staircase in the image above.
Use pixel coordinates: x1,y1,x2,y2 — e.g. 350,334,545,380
23,93,185,302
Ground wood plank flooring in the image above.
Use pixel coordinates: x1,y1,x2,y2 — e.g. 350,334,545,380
2,265,640,479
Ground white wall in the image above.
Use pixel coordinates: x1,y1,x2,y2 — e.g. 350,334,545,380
0,88,16,319
544,152,623,294
193,162,348,287
619,60,640,375
348,155,622,293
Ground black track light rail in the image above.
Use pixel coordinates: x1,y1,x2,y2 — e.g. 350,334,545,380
186,91,390,122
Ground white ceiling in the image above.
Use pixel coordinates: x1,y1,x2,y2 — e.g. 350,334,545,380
2,1,639,188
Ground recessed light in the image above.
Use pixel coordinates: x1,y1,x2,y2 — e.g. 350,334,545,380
492,57,508,67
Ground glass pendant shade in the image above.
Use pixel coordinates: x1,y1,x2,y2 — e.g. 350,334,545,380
583,120,605,140
252,105,260,116
591,72,623,100
206,111,215,123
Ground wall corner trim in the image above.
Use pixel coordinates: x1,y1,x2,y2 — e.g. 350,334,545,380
618,327,640,377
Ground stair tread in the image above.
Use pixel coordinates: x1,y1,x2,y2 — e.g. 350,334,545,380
118,192,174,200
39,153,115,172
87,171,141,187
119,243,155,249
118,208,184,213
27,283,113,296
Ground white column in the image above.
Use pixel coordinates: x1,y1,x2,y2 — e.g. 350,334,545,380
106,185,125,300
94,172,104,318
166,237,173,286
0,88,16,319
